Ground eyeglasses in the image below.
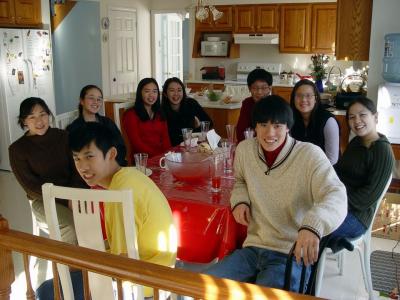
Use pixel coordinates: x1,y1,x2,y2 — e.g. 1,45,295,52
250,86,271,92
295,93,315,100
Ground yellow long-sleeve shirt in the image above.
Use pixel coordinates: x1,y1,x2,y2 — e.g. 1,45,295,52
106,167,177,296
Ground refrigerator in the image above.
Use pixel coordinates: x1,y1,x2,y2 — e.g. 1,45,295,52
377,82,400,144
0,28,55,171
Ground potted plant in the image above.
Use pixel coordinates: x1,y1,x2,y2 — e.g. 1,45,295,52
310,54,329,92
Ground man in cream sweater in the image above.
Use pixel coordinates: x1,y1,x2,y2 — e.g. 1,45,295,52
206,95,347,292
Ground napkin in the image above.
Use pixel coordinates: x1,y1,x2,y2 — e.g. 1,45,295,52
207,129,221,150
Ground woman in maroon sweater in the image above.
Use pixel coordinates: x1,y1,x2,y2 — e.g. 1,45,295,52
9,97,86,244
123,78,171,158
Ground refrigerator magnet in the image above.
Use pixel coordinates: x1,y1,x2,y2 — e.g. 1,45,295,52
17,71,24,84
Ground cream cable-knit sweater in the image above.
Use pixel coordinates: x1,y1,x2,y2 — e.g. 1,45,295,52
231,135,347,254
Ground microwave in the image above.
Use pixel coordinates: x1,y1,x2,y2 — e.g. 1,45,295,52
201,41,228,56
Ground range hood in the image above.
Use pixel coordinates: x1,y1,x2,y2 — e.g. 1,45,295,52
233,33,279,45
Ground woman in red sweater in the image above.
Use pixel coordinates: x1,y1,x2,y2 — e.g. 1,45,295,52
123,78,171,158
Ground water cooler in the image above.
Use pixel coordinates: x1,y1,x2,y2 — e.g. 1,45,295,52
377,33,400,179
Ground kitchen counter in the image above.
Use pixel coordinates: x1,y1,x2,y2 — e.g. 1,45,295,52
186,79,294,88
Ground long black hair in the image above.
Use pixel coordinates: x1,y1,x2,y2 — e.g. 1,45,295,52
18,97,53,129
132,78,164,121
289,79,324,134
78,85,103,116
161,77,187,114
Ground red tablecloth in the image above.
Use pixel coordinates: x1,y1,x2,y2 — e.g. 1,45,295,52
148,151,247,263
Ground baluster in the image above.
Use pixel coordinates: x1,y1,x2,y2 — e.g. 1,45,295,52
117,279,123,300
51,262,61,300
82,270,90,300
153,288,159,300
22,254,35,300
0,216,14,300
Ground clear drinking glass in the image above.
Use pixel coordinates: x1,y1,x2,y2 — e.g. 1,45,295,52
226,124,236,144
211,154,224,193
200,121,210,142
181,128,193,151
244,127,255,139
134,153,148,174
220,139,233,173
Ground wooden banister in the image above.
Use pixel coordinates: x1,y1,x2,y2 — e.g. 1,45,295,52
0,216,321,299
0,217,14,300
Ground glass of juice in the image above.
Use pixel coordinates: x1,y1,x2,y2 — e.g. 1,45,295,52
211,154,223,193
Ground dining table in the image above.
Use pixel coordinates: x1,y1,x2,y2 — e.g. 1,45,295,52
147,149,247,264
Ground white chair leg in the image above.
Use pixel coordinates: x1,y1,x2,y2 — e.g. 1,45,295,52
338,251,344,275
362,241,374,300
315,248,328,296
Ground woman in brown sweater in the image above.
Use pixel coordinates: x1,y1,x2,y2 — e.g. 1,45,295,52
8,97,86,244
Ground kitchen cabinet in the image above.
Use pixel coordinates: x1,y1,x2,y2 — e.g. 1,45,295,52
335,114,350,154
234,4,279,34
272,86,292,103
195,5,234,31
279,3,336,54
203,107,240,139
186,82,224,93
335,0,372,61
311,4,336,53
0,0,41,27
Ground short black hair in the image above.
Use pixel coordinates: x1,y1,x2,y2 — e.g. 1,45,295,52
247,68,273,87
68,122,127,167
346,96,377,120
18,97,53,129
252,95,294,129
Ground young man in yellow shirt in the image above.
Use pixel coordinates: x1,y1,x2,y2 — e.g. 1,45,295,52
69,122,176,297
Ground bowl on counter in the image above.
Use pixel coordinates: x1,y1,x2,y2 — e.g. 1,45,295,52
207,90,223,102
160,151,212,182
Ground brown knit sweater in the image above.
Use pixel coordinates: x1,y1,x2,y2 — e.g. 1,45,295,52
8,127,87,205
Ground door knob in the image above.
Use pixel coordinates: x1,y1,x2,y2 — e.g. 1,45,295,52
113,78,116,82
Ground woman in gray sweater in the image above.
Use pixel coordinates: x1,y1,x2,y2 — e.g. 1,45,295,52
331,96,394,240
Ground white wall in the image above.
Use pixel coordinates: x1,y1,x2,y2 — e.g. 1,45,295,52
368,0,400,101
100,0,152,97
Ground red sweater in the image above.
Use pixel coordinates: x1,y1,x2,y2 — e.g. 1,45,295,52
236,97,256,143
122,109,171,158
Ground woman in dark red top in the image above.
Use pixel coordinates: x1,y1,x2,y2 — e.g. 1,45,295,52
123,78,171,158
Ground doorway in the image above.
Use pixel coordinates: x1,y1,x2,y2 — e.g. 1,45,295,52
108,7,138,97
151,11,188,88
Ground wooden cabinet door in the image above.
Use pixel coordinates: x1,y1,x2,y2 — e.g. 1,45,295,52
256,5,279,33
279,4,311,53
335,114,350,154
335,0,372,61
14,0,41,25
272,86,292,103
213,5,233,30
196,5,233,31
311,4,336,54
234,5,255,33
0,0,15,25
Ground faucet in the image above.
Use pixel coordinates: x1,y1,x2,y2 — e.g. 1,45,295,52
326,66,343,91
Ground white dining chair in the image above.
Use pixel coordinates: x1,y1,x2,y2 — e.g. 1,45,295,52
42,183,143,300
315,174,393,299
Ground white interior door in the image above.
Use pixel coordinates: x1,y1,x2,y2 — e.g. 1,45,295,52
152,12,184,87
109,8,138,97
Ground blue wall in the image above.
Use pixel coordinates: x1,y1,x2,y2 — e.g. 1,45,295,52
52,2,101,114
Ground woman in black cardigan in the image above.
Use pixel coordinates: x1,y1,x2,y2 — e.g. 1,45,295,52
161,77,213,146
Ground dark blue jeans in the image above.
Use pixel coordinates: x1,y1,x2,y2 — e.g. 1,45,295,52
330,211,367,240
36,270,83,300
204,246,309,292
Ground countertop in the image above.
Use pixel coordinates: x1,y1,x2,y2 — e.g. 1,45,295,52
186,79,295,88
